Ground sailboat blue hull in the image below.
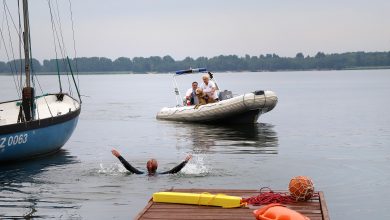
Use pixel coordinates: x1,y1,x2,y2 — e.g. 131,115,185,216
0,113,79,163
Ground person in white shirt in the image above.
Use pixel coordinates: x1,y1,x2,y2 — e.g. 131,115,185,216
185,81,199,105
200,74,218,102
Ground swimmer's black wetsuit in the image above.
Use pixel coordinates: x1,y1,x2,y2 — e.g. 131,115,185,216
117,156,188,175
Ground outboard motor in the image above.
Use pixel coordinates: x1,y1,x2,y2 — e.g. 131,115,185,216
254,90,264,95
219,90,233,101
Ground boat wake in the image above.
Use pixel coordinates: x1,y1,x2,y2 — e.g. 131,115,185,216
97,154,210,176
180,154,210,176
98,163,129,175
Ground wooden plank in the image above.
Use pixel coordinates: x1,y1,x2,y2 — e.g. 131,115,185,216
148,205,321,212
139,210,249,218
140,213,323,220
147,209,322,215
151,203,321,210
146,209,253,214
141,216,253,219
151,217,322,220
136,189,329,220
319,191,330,220
134,199,153,220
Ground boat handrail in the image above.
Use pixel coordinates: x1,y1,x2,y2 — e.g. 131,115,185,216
175,68,207,75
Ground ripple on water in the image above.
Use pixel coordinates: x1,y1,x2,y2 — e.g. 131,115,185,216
0,150,81,219
96,154,211,177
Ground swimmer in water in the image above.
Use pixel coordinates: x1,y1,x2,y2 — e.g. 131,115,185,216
111,148,192,175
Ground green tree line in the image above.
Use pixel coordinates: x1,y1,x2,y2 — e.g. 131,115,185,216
1,51,390,74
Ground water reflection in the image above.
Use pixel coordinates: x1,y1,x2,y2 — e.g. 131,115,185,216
0,150,78,182
0,150,80,219
170,123,278,154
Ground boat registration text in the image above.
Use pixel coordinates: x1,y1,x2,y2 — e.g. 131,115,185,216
0,134,28,149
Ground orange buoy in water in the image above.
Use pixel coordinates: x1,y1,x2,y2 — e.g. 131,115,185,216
253,203,310,220
288,176,314,201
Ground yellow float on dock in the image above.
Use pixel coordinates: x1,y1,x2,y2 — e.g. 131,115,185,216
152,192,242,208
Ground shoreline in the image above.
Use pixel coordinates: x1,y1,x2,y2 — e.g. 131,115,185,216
1,66,390,76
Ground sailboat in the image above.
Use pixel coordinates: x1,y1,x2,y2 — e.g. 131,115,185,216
0,0,81,162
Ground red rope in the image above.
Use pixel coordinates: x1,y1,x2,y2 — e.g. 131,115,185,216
242,187,294,205
242,187,320,205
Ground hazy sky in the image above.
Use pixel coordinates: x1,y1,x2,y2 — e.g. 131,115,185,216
2,0,390,61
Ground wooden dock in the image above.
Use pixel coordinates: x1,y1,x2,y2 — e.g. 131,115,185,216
135,188,329,220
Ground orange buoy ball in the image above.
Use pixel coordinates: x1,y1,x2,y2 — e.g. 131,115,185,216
288,176,314,201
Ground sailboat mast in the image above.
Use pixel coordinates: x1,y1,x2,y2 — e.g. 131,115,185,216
22,0,31,87
20,0,35,121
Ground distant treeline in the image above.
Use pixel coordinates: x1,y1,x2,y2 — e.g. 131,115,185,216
1,51,390,74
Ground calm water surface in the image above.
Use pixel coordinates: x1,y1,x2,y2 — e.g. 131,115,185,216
0,70,389,219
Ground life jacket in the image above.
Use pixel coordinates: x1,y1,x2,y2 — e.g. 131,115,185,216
253,203,310,220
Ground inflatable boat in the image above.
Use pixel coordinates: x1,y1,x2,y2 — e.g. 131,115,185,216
156,68,277,124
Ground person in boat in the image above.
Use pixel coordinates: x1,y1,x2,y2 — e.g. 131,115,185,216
185,81,199,106
111,149,192,175
200,74,218,103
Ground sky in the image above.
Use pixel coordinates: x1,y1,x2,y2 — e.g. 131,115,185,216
1,0,390,61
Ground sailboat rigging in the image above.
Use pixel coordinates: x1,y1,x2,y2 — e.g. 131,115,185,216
0,0,81,162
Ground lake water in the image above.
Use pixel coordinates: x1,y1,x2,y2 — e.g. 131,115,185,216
0,70,389,219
